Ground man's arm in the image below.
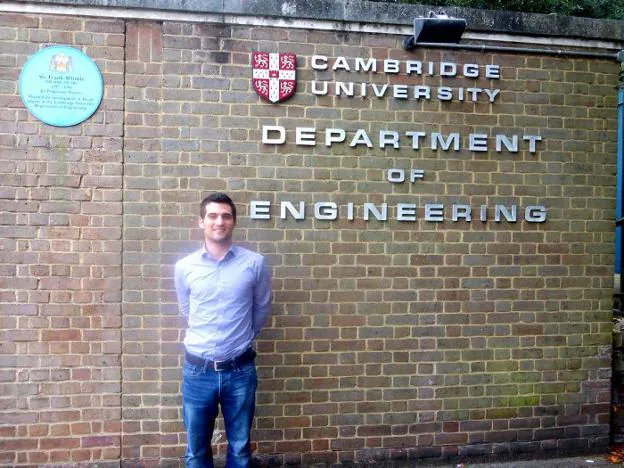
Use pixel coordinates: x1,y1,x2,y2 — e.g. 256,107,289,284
252,256,272,337
174,262,190,320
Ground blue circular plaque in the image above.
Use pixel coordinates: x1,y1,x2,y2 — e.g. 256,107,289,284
19,45,104,127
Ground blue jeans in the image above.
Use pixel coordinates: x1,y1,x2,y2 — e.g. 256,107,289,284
182,359,257,468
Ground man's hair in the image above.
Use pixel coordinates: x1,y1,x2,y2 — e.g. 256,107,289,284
200,192,237,222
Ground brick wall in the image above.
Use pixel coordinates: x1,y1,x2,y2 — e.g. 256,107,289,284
0,7,620,466
0,13,124,466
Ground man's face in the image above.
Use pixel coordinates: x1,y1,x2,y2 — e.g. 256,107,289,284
199,202,235,245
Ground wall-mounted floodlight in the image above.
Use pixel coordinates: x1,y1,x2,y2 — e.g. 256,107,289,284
403,12,466,50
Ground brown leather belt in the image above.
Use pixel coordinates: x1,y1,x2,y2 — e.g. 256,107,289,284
184,347,256,371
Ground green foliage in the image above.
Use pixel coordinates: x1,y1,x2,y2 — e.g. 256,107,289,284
399,0,624,20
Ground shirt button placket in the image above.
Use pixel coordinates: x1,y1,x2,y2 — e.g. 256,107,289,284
217,264,223,302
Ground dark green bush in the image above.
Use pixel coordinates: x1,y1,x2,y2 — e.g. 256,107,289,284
397,0,624,20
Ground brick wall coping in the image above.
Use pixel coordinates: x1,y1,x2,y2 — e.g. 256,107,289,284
9,0,624,43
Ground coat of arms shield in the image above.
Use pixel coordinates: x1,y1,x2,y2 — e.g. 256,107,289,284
252,52,296,103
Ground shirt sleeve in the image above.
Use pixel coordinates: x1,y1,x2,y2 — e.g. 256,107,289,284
174,261,190,318
252,256,272,337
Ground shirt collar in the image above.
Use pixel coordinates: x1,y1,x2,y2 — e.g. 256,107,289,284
200,243,237,261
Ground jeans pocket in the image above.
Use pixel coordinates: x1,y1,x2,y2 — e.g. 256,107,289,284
238,362,258,388
183,362,201,378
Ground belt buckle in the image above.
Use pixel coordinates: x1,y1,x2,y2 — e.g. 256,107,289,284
213,359,226,371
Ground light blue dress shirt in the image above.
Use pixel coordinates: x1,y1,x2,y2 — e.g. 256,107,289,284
174,244,272,361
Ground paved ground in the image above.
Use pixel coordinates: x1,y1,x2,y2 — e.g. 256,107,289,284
383,454,616,467
340,453,617,467
459,455,614,467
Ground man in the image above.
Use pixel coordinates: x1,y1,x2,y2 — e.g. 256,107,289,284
174,192,272,468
